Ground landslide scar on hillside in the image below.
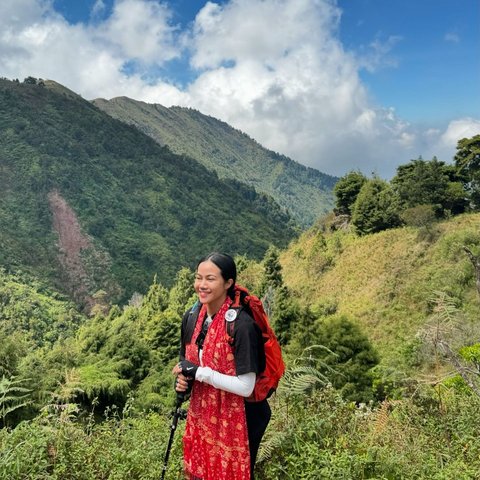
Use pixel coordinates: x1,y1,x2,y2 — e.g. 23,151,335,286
48,189,119,312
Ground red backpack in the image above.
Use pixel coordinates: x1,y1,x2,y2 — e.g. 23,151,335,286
227,285,285,402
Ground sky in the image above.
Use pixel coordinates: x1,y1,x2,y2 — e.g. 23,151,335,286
1,0,479,178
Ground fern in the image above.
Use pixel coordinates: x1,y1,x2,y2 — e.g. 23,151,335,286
371,400,401,438
258,362,331,464
0,375,31,426
257,424,287,463
280,366,330,396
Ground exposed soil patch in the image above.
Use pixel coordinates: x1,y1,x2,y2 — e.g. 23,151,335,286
48,189,119,312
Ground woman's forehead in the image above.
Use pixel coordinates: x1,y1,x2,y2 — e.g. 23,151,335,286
197,260,221,275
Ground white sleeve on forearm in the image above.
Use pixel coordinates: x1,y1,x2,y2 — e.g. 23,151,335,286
196,367,256,397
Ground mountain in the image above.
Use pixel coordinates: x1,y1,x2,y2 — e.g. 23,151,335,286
92,96,337,227
0,78,296,308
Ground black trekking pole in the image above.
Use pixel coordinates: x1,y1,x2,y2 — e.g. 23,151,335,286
161,392,188,480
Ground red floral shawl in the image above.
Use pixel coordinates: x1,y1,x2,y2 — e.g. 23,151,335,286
183,297,250,480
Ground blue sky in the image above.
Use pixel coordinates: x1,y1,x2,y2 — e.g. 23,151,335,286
1,0,479,177
337,0,479,125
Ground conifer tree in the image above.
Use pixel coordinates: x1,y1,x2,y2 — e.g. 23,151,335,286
351,177,401,235
167,267,195,316
260,246,298,344
454,134,480,208
333,170,368,216
143,275,169,315
313,315,379,402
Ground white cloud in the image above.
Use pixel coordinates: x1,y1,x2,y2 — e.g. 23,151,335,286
0,0,478,179
445,32,460,43
184,0,414,177
405,118,480,167
98,0,180,63
190,0,340,69
356,35,402,72
0,0,51,27
91,0,107,21
441,118,480,145
433,118,480,161
0,0,187,101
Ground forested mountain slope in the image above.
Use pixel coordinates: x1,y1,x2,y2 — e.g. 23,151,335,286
93,96,337,227
0,78,295,308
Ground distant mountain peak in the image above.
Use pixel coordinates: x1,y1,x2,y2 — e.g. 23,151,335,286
93,96,338,227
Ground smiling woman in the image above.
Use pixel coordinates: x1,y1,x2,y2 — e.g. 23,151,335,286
194,258,234,315
173,252,271,480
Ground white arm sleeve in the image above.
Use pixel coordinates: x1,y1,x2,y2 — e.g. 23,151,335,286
195,367,256,397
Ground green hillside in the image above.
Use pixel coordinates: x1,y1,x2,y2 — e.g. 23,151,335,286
0,78,295,307
278,212,480,364
93,96,337,227
0,268,84,348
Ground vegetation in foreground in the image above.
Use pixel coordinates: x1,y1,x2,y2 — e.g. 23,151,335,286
2,374,479,479
3,216,480,478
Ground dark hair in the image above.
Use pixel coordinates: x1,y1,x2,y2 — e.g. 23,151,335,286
197,252,237,297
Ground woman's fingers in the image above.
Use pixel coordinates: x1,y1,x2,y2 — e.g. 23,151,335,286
175,373,189,391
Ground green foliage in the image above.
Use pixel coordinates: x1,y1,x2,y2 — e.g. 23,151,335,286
2,374,480,479
143,275,169,314
76,362,131,406
68,268,196,412
351,177,402,235
392,157,467,217
400,204,437,228
333,170,368,216
0,330,29,377
401,204,441,242
270,286,301,345
0,375,31,427
0,410,184,479
259,247,300,344
0,269,85,347
329,138,477,237
166,267,195,317
94,98,337,227
459,343,480,363
257,382,480,480
454,134,480,208
312,315,379,402
260,246,284,293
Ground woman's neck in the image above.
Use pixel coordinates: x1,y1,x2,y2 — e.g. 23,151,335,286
206,295,227,317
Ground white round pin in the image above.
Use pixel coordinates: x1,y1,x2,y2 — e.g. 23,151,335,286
225,309,237,322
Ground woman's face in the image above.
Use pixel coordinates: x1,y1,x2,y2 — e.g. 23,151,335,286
194,260,233,313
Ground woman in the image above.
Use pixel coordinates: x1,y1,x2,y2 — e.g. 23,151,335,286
173,252,271,480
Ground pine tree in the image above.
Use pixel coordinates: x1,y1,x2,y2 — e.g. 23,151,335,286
260,246,298,344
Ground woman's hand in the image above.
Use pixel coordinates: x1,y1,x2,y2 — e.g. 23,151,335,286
173,361,197,394
174,373,190,392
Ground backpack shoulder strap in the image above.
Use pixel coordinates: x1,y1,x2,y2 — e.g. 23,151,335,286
184,301,201,344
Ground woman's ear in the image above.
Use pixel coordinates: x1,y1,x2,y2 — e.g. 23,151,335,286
225,278,234,290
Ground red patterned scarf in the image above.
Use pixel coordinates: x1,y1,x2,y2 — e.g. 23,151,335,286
183,296,251,480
